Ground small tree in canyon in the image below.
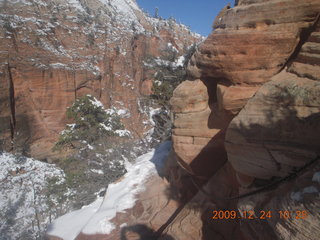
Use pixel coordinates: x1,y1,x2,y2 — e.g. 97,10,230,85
54,94,128,150
53,95,130,207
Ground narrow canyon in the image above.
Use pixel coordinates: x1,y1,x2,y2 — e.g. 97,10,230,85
0,0,319,239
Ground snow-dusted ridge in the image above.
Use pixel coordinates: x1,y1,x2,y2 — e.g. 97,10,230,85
47,141,172,239
0,0,202,78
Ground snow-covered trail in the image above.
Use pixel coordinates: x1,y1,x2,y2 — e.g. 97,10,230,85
47,141,172,240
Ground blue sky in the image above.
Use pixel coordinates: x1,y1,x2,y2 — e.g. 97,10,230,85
136,0,232,36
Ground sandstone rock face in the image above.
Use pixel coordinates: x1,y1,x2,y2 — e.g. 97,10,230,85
235,163,320,240
0,0,200,160
216,84,259,114
168,1,320,240
160,162,245,240
198,0,320,84
262,167,320,240
170,80,209,114
170,79,230,178
226,16,320,179
225,17,320,240
226,73,320,179
171,0,320,178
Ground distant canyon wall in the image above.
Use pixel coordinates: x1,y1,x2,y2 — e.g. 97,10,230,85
0,0,200,160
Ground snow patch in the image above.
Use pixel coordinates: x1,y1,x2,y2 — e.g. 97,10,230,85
114,129,131,137
312,172,320,183
290,185,319,202
88,95,104,108
0,152,67,239
175,55,185,67
303,186,318,194
290,192,302,202
91,169,104,175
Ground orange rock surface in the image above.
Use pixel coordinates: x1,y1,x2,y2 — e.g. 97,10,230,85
0,0,200,160
169,0,320,239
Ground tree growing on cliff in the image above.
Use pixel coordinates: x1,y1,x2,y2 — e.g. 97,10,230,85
52,95,131,208
54,95,130,150
154,7,159,18
149,43,197,107
142,44,197,142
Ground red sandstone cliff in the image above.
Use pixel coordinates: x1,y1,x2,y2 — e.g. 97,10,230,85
59,0,320,239
0,0,200,160
7,0,320,239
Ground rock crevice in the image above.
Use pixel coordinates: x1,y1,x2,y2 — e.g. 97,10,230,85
6,63,16,143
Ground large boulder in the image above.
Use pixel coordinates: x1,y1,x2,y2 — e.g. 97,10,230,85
226,73,320,179
196,0,320,84
171,0,320,180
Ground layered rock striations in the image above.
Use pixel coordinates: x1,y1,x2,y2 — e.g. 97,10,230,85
0,0,200,160
172,0,319,180
225,16,320,240
168,0,320,239
170,79,230,178
45,0,320,239
4,0,320,239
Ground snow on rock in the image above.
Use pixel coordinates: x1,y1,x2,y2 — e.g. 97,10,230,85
175,55,186,67
68,0,86,12
91,169,104,175
290,185,319,202
143,107,161,142
116,108,131,118
144,55,186,71
312,172,320,183
114,129,131,137
0,152,68,239
47,141,172,239
88,95,104,108
106,0,140,18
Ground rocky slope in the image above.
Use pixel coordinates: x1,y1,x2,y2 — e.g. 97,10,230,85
0,0,201,160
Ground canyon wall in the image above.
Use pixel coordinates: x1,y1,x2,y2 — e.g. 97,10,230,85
168,0,320,239
0,0,200,160
7,0,319,239
50,1,320,239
